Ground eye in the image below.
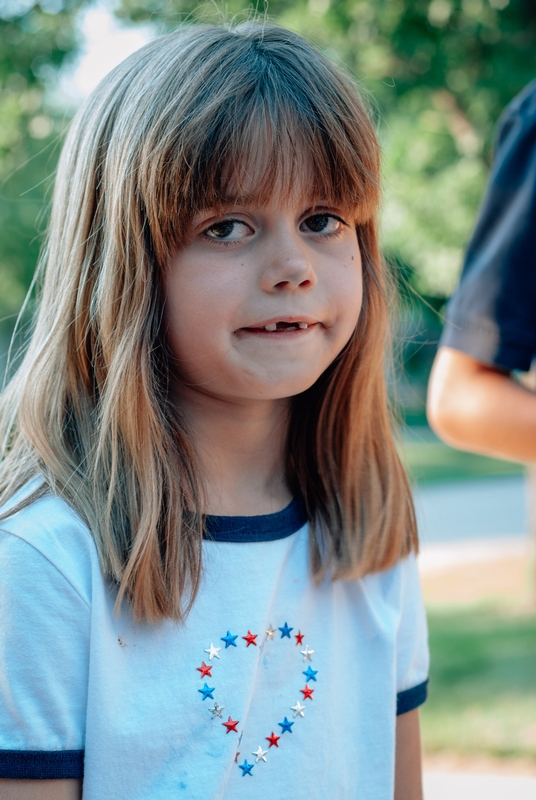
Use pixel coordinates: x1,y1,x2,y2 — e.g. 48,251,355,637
301,213,345,235
203,219,253,242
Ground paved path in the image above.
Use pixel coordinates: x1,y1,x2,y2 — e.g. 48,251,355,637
413,474,527,545
423,770,536,799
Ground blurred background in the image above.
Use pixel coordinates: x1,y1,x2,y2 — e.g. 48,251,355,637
1,0,535,794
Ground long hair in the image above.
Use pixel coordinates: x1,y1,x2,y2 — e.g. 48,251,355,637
0,22,417,622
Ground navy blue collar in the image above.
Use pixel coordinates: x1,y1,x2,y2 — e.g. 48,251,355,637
203,498,307,543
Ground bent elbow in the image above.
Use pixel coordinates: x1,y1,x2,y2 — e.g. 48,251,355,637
426,389,465,447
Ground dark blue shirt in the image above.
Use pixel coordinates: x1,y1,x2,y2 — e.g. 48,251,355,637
441,80,536,371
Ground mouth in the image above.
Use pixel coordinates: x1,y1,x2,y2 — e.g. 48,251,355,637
237,317,319,334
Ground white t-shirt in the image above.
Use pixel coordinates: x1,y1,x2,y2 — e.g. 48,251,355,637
0,483,428,799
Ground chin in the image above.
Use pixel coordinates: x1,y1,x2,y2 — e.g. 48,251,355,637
249,373,324,400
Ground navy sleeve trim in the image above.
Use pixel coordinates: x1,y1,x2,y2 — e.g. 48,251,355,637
396,679,428,716
0,749,84,779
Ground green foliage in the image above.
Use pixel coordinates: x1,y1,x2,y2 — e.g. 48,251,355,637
1,0,535,402
0,0,87,329
422,606,536,757
400,425,524,483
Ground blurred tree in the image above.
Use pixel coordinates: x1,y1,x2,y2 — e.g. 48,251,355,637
0,0,88,332
1,0,535,414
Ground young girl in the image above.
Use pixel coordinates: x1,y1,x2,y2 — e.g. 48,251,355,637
0,21,428,800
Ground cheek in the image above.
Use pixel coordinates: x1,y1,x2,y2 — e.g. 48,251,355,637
163,260,236,364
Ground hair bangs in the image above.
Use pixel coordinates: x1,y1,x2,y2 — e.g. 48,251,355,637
201,106,376,218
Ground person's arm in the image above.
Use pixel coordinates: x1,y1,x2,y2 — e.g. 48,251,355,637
427,346,536,462
394,709,423,800
0,780,81,800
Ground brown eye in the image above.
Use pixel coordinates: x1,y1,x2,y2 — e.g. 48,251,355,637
301,214,342,234
204,220,252,241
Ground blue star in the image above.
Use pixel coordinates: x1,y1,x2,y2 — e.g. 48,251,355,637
303,666,318,682
278,622,293,638
221,631,238,648
198,683,215,701
239,760,254,776
278,716,294,734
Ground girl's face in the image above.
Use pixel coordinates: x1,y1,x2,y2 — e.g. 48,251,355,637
164,191,363,405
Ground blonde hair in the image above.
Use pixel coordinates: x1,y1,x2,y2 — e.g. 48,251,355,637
0,22,417,622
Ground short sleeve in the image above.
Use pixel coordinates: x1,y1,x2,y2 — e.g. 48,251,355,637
0,529,90,778
395,554,429,715
441,80,536,371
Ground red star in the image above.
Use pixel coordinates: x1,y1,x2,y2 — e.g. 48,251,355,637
242,630,258,647
300,684,314,700
222,716,239,734
266,731,280,748
295,631,304,645
196,661,212,678
234,751,240,763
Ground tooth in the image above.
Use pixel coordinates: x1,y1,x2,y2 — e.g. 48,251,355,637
265,323,277,331
298,322,308,329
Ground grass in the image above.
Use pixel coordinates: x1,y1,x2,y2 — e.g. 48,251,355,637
400,426,524,484
422,605,536,759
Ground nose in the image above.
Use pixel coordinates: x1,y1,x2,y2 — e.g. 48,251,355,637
259,229,317,293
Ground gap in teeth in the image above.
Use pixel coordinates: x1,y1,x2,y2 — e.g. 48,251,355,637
263,321,308,331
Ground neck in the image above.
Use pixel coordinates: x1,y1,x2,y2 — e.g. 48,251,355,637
175,385,292,516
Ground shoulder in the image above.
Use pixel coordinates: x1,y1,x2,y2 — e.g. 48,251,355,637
361,551,421,596
0,481,97,608
501,80,536,126
494,80,536,158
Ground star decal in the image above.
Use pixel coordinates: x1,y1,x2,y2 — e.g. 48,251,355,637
291,700,306,718
198,682,215,701
222,716,239,734
220,631,238,648
265,625,276,640
295,630,304,645
266,732,280,748
303,666,318,682
242,630,258,647
208,702,224,718
301,645,314,662
196,661,212,678
239,760,254,776
300,684,314,700
204,643,221,660
252,745,268,763
278,717,294,734
278,621,293,638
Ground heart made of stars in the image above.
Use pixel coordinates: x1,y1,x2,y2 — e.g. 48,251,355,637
196,622,317,777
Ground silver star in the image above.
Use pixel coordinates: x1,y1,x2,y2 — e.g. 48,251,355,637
301,645,314,662
208,702,224,718
291,700,306,718
204,643,221,660
252,745,267,763
265,625,276,640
